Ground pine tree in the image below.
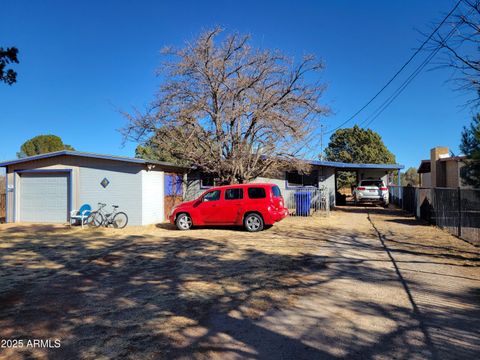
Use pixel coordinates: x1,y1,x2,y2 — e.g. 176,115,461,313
460,114,480,188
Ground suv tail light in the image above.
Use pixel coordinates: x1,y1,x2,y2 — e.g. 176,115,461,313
357,187,365,190
380,187,388,191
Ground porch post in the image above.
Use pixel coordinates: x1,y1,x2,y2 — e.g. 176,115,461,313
397,169,402,207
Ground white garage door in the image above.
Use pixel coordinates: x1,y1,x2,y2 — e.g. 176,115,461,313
19,173,69,223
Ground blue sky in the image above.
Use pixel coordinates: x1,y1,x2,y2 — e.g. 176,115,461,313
0,0,475,170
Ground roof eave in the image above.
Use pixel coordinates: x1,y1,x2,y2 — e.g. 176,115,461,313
308,160,404,170
0,150,190,171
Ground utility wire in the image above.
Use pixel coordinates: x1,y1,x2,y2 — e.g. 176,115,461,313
360,5,472,128
325,0,463,135
360,31,451,128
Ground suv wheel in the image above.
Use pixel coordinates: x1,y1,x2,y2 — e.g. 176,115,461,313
176,213,192,230
244,213,264,232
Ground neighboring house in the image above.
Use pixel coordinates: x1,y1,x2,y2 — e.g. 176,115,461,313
185,160,404,207
0,151,187,226
417,147,469,188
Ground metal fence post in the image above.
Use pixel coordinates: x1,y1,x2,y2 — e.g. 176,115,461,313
458,187,462,238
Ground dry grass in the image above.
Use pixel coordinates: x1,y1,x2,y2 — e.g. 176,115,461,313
0,217,330,359
0,208,478,359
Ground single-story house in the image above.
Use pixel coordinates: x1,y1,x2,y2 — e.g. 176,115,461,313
0,150,403,226
184,160,404,207
0,151,187,226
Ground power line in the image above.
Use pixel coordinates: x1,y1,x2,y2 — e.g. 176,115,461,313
361,49,438,128
360,33,448,128
325,0,463,135
360,4,472,128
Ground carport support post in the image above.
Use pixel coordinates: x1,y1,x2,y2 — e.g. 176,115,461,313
397,170,402,208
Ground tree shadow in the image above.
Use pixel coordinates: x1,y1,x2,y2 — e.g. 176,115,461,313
0,218,479,359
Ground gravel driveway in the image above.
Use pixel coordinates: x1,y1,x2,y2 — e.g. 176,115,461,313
0,206,478,359
212,206,480,360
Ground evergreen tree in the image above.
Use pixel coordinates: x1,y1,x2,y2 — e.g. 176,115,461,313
460,114,480,188
0,47,19,85
324,125,396,188
17,135,75,158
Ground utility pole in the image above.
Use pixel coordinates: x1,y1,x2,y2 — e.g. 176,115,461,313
319,124,326,160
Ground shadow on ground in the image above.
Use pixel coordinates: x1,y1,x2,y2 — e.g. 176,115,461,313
0,206,479,359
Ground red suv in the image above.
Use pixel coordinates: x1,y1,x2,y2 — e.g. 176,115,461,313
169,184,288,232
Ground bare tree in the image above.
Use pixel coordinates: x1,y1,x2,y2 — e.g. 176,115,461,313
432,0,480,105
123,28,328,184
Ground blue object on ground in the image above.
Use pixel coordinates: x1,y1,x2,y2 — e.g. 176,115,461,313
295,191,312,216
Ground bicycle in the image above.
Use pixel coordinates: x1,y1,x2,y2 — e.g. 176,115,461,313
87,203,129,229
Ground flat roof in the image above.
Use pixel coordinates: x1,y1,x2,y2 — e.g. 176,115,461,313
309,159,404,170
0,151,405,172
417,160,431,174
439,155,467,162
0,150,189,170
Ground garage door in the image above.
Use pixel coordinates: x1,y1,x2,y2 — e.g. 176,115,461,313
19,173,69,223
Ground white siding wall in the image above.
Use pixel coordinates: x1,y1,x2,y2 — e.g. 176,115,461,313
78,165,143,226
320,167,336,206
141,170,164,225
251,176,285,188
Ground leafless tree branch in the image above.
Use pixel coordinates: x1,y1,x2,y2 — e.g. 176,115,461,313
122,28,329,184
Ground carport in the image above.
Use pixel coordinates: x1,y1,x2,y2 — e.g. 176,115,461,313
307,160,404,206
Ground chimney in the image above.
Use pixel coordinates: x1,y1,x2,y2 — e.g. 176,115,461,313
430,147,449,187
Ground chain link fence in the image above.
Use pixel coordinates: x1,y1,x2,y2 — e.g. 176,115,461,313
389,186,479,246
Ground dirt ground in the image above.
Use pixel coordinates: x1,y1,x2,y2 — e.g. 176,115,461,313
0,206,478,359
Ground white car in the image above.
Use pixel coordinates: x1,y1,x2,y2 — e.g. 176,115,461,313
353,179,389,207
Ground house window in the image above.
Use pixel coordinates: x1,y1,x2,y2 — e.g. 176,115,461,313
200,173,215,188
286,171,318,187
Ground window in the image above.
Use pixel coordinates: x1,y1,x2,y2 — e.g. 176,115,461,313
360,180,383,187
248,187,266,199
165,174,182,196
225,188,243,200
203,190,220,202
286,171,318,187
272,185,282,197
200,173,214,188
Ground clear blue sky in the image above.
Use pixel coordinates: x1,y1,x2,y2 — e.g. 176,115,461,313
0,0,475,170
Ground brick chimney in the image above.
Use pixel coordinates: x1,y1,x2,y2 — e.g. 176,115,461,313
430,147,449,187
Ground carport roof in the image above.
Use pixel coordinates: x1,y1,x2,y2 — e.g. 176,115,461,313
308,160,404,170
0,150,189,171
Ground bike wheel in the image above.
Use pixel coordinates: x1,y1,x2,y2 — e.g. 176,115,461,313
87,212,104,228
112,212,128,229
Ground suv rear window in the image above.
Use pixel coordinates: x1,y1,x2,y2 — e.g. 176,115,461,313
225,188,243,200
272,185,282,197
248,187,266,199
360,180,383,187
